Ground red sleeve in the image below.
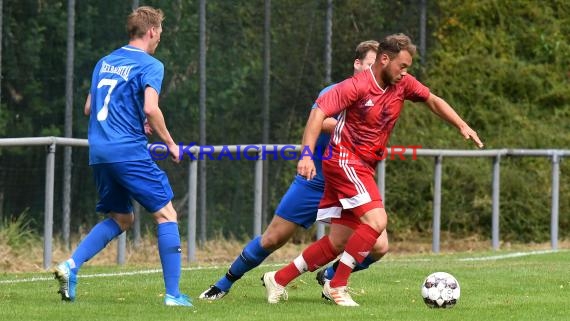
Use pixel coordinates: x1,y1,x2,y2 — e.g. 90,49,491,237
403,75,430,102
315,73,365,117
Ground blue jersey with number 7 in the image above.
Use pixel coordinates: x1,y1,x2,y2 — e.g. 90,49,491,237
87,45,164,165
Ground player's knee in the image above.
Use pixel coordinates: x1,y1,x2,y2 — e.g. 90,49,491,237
154,211,177,223
371,239,389,258
328,235,347,253
110,213,134,231
152,203,178,223
260,232,285,251
361,214,387,233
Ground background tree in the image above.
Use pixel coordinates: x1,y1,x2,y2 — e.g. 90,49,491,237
0,0,567,243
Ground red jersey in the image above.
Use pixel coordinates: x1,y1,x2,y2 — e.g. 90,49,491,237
316,68,430,168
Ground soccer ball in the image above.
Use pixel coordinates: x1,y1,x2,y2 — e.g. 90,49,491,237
420,272,460,308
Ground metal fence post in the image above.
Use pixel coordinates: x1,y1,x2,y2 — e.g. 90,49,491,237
117,232,126,265
254,151,263,236
491,155,501,250
550,154,560,250
377,159,386,203
0,138,565,266
43,142,56,269
316,222,326,240
133,202,141,247
187,158,198,263
432,155,442,253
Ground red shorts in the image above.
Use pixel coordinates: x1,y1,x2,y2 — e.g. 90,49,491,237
316,154,384,225
331,210,361,229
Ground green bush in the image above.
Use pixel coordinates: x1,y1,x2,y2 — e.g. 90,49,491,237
0,210,41,252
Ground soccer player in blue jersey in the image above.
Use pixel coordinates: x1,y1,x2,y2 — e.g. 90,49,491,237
199,40,387,301
52,6,192,307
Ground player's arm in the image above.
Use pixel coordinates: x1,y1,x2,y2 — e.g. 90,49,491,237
424,93,484,148
314,85,338,134
84,93,91,116
144,119,153,136
322,117,337,134
299,77,358,177
298,107,327,179
143,86,180,163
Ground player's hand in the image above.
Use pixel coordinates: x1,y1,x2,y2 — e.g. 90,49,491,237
297,157,316,180
459,125,484,149
168,143,181,163
144,119,153,136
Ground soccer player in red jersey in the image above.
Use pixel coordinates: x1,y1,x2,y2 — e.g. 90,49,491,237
199,40,389,301
263,33,483,306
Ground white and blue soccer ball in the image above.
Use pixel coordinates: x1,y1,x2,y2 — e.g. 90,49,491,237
420,272,460,308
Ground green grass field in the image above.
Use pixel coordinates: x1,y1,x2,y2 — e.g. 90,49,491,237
1,250,568,321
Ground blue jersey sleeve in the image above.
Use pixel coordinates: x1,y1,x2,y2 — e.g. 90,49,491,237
142,61,164,94
312,84,336,109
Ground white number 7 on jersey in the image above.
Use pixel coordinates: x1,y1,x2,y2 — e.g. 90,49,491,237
96,78,118,121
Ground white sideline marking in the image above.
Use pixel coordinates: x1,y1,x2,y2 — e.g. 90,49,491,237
456,249,558,261
0,263,284,284
0,250,563,285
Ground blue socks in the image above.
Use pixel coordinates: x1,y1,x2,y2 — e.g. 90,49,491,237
70,219,182,298
71,218,122,273
157,222,182,297
215,236,271,292
325,255,377,280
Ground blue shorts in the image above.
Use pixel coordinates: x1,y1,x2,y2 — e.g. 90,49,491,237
275,175,325,229
92,159,174,214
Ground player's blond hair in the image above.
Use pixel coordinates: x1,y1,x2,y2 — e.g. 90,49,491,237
379,33,417,59
127,6,164,40
354,40,379,61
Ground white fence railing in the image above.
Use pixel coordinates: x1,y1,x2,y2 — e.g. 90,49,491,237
0,137,568,269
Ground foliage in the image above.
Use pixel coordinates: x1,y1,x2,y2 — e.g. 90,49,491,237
0,0,568,242
0,210,40,251
389,0,570,241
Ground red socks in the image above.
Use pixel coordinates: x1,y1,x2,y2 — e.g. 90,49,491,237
330,224,380,288
275,236,340,286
